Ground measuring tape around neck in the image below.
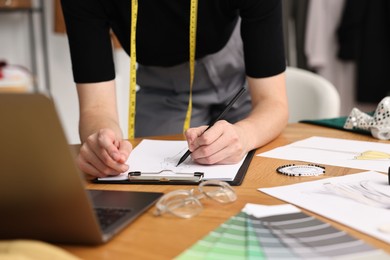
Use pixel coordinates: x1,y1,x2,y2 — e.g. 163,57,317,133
183,0,198,132
128,0,138,139
128,0,198,139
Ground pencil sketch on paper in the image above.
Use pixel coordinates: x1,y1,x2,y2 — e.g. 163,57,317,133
355,150,390,160
160,147,192,172
292,146,390,161
258,136,390,173
312,181,390,209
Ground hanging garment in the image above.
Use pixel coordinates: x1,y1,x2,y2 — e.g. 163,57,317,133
305,0,356,116
337,0,390,103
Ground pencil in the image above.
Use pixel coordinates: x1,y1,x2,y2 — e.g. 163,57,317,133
176,87,246,166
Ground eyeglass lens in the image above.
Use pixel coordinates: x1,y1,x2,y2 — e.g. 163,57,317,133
159,190,203,218
154,180,237,218
199,181,237,203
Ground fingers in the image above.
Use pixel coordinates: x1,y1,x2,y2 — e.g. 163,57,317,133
185,125,208,151
77,152,108,179
117,140,132,162
78,129,132,178
97,130,123,162
188,121,246,165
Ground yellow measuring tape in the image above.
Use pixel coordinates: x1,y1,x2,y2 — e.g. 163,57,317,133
183,0,198,132
128,0,198,139
128,0,138,139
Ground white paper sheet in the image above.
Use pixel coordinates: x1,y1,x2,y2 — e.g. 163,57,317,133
99,139,246,181
257,136,390,173
259,171,390,244
242,203,301,218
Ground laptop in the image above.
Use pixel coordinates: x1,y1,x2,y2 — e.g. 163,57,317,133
0,93,163,245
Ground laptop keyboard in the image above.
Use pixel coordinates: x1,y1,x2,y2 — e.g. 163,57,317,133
95,208,132,231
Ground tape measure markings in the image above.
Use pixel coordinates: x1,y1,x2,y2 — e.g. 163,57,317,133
128,0,138,139
183,0,198,132
128,0,198,138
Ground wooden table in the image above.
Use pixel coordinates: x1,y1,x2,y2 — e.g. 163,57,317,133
59,123,390,259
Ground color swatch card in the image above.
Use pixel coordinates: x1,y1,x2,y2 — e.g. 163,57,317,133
175,204,388,259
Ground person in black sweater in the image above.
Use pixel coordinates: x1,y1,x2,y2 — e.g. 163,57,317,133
61,0,288,178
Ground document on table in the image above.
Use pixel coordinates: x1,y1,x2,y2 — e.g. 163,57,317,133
98,139,247,181
257,136,390,173
259,171,390,244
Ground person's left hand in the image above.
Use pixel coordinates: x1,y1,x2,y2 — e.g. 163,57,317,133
184,120,247,165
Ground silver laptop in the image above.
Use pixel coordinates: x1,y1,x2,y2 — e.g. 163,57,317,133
0,93,162,245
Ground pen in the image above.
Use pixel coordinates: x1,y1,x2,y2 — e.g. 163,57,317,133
176,87,246,166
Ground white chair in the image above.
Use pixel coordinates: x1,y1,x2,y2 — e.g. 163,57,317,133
285,66,341,123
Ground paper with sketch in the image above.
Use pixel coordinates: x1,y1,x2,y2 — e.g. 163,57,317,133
98,139,246,181
257,136,390,173
259,171,390,244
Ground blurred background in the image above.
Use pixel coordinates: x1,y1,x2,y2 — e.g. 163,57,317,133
0,0,388,144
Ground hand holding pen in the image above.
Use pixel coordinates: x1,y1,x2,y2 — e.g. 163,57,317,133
176,87,246,166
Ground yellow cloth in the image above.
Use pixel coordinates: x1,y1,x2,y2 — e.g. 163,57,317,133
0,240,79,260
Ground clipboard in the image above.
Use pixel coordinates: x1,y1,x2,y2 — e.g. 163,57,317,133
92,150,255,186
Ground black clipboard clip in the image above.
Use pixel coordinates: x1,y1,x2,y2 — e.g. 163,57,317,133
128,170,204,183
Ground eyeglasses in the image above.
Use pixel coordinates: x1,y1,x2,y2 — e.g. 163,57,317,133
154,180,237,218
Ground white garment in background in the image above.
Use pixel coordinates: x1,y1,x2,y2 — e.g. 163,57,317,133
305,0,355,116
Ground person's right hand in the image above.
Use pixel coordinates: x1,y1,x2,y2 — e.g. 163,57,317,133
77,128,132,179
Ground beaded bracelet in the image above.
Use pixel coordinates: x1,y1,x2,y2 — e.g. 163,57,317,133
276,164,325,177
